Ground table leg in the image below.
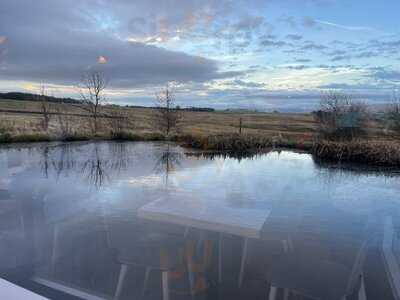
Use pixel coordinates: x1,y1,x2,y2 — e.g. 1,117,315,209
218,233,223,284
141,267,152,299
187,257,195,296
268,285,277,300
238,237,249,288
162,271,169,300
114,264,128,300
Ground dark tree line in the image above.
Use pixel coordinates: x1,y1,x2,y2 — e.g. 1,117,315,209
0,92,82,104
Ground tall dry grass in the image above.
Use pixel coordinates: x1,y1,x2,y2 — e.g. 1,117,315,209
313,140,400,166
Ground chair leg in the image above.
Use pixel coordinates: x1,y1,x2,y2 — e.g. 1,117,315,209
141,267,152,299
51,225,59,274
187,258,195,296
283,288,289,300
114,264,128,300
268,285,277,300
218,233,222,284
358,273,367,300
238,237,249,288
162,271,169,300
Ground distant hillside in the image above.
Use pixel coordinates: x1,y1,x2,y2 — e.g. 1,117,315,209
0,92,216,112
0,92,82,104
113,104,215,112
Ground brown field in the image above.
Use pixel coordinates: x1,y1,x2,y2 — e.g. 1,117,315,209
0,98,395,144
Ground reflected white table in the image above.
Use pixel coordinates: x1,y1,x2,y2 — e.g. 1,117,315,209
138,197,271,288
0,278,48,300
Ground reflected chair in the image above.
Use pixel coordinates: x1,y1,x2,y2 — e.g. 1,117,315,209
106,220,193,300
265,233,369,300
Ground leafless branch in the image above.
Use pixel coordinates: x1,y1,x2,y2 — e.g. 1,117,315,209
79,70,108,134
39,84,51,131
314,92,369,141
154,84,181,136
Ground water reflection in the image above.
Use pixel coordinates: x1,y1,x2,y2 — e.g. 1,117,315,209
0,142,399,300
185,150,270,161
315,158,400,178
34,142,184,188
37,142,137,188
154,144,183,185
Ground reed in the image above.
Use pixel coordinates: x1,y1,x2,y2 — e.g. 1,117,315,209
313,140,400,166
178,133,272,152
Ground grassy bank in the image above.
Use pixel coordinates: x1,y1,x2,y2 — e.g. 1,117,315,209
178,133,313,153
1,125,400,167
1,98,400,167
0,131,166,144
313,140,400,167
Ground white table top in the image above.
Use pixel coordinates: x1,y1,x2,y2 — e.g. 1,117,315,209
138,197,270,239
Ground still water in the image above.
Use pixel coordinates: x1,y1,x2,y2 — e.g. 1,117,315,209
0,141,399,300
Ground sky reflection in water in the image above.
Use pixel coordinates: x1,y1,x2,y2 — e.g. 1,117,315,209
0,141,399,300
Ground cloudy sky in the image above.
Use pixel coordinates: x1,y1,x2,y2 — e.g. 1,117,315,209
0,0,399,111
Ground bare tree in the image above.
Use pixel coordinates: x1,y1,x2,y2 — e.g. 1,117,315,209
314,92,369,141
155,84,181,136
79,71,107,134
39,85,51,131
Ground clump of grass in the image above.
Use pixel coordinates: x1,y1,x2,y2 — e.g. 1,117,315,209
179,133,273,153
271,136,314,151
0,132,12,143
313,140,400,166
0,133,53,143
0,121,13,143
179,133,314,153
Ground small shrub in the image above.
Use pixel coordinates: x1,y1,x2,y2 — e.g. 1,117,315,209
314,92,369,141
386,94,400,135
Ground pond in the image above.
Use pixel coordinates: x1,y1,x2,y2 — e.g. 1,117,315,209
0,141,399,300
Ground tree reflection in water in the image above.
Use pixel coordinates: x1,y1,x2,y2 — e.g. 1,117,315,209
81,145,109,188
38,142,135,188
154,144,183,185
38,142,185,188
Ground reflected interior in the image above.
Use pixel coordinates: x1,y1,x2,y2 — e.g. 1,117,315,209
0,141,399,300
